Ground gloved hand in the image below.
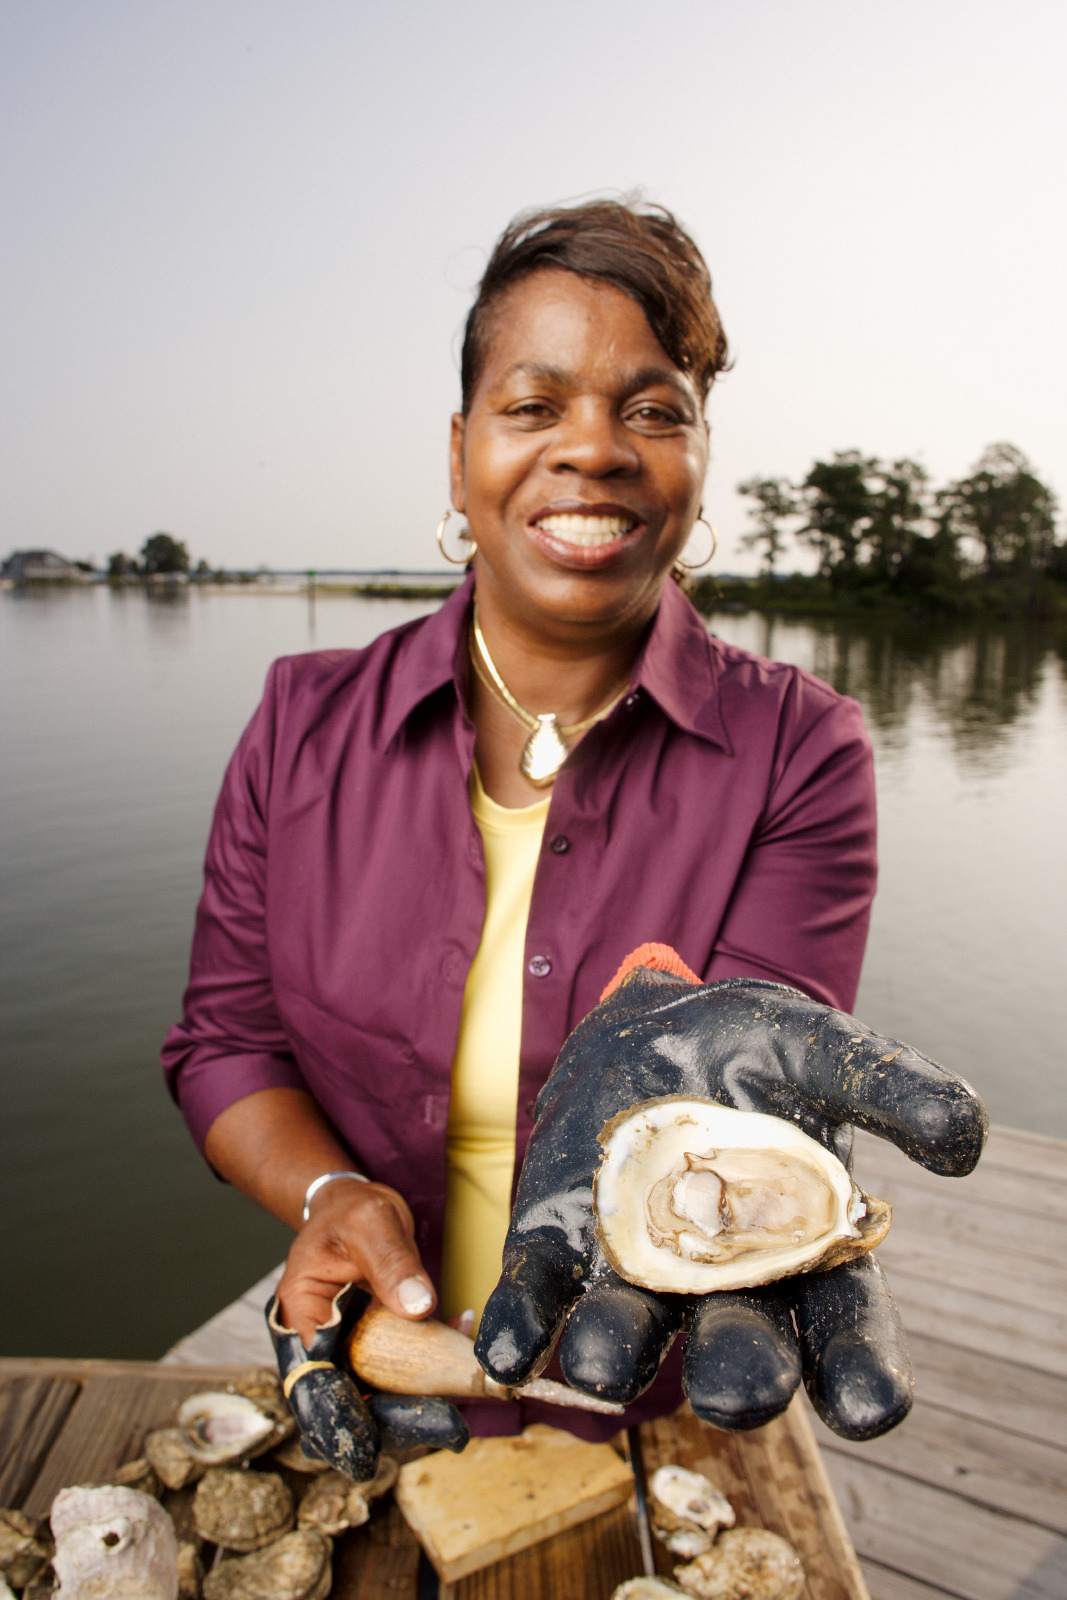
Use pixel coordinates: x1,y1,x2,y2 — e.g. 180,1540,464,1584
475,946,987,1441
267,1283,469,1481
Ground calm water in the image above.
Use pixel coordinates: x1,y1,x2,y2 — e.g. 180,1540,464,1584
2,587,1065,1359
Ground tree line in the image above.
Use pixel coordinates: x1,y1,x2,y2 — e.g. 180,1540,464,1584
708,443,1065,613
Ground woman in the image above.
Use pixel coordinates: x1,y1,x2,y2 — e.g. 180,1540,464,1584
162,199,898,1441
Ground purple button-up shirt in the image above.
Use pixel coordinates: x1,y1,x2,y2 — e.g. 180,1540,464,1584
163,575,875,1432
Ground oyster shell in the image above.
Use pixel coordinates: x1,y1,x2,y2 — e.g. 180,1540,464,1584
673,1528,804,1600
0,1507,50,1589
612,1583,685,1598
201,1531,331,1600
176,1542,202,1599
270,1438,330,1476
649,1466,734,1557
192,1469,294,1553
144,1431,203,1492
595,1098,890,1293
176,1395,277,1466
111,1459,163,1499
50,1484,178,1600
296,1456,397,1537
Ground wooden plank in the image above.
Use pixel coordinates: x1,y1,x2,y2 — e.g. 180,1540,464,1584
883,1270,1067,1378
0,1375,81,1506
21,1371,239,1518
859,1561,959,1600
331,1498,423,1599
861,1171,1066,1272
852,1132,1067,1225
876,1222,1067,1320
821,1452,1067,1600
810,1399,1067,1533
0,1358,253,1383
642,1400,869,1600
394,1425,634,1583
444,1497,644,1600
980,1127,1067,1183
905,1332,1067,1448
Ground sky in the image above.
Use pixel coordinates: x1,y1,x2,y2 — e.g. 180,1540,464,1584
2,0,1065,574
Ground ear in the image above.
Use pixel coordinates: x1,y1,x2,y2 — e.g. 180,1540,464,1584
449,414,467,514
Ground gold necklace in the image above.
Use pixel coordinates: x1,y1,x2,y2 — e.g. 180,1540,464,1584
470,608,629,787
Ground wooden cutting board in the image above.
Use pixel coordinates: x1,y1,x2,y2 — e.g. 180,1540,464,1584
394,1424,635,1583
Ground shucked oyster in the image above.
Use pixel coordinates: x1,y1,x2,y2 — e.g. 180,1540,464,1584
650,1465,735,1557
595,1098,890,1293
673,1528,804,1600
176,1394,278,1466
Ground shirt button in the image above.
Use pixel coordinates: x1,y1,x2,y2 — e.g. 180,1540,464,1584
528,955,552,978
549,834,570,854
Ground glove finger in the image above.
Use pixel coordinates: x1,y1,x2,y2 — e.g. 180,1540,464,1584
558,1273,687,1404
366,1393,469,1455
474,1235,583,1387
807,1014,987,1176
683,1288,801,1431
792,1255,913,1440
286,1366,380,1482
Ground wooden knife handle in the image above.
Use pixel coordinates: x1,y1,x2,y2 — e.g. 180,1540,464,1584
346,1303,496,1397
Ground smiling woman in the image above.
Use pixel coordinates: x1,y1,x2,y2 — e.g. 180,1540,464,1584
162,198,901,1466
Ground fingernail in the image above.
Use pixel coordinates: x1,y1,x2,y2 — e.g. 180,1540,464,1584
398,1277,434,1315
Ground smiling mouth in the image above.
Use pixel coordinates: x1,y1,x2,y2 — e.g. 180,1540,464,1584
533,512,638,547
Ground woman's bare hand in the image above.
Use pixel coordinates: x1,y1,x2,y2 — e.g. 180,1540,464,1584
277,1179,435,1347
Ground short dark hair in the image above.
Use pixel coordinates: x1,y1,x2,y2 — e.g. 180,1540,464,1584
460,197,728,413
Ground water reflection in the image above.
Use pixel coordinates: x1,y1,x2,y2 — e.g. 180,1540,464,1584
730,611,1066,765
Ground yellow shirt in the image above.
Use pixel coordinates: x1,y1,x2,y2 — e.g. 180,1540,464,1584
439,768,550,1329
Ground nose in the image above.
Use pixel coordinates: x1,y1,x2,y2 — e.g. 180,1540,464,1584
544,398,639,478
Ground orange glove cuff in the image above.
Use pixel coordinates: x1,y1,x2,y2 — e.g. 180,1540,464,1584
599,942,702,1003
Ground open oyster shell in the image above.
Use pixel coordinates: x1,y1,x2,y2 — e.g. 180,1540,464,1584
673,1528,804,1600
650,1465,735,1557
176,1394,278,1466
595,1098,890,1294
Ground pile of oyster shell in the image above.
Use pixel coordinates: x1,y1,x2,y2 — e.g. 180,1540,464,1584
0,1370,395,1600
612,1464,805,1600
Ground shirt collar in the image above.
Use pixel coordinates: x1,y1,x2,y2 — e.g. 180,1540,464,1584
380,570,730,754
631,577,731,752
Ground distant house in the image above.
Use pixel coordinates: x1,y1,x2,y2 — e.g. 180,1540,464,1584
1,549,87,581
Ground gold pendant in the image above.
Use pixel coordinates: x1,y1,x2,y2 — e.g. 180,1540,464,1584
520,714,569,787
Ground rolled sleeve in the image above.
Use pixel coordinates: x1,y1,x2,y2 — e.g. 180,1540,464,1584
161,662,307,1154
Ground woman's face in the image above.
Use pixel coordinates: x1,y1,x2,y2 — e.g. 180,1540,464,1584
450,269,709,637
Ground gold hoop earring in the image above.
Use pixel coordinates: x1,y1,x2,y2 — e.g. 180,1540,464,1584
436,508,477,566
676,516,718,572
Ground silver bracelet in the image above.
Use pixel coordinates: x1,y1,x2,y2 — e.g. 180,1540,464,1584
302,1169,369,1222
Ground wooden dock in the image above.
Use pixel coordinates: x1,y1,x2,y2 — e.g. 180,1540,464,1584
3,1125,1063,1598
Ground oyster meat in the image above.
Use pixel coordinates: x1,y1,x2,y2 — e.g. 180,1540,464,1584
673,1528,804,1600
201,1530,331,1600
595,1098,890,1293
51,1485,178,1600
650,1465,734,1557
192,1469,294,1553
176,1395,277,1466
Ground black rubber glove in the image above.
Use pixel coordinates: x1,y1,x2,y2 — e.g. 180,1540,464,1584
475,961,987,1441
267,1284,469,1479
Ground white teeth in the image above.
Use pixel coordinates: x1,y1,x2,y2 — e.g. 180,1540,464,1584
536,513,636,546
